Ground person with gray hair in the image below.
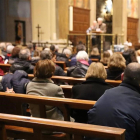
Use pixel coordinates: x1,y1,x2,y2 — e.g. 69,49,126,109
27,43,34,57
11,49,34,74
40,50,66,76
0,42,7,56
67,51,89,78
56,48,72,67
5,45,14,60
87,63,140,140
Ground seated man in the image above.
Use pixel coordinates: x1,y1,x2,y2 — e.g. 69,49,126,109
87,62,140,140
11,49,34,74
70,44,92,66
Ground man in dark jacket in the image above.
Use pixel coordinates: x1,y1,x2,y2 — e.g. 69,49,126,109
11,49,34,74
87,63,140,140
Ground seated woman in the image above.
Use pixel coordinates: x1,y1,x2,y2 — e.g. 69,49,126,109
89,47,100,60
67,51,89,78
107,53,126,80
40,50,66,76
100,51,110,66
8,47,20,64
26,59,64,120
72,62,113,123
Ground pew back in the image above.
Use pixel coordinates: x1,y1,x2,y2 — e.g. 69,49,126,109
0,92,96,121
0,113,125,140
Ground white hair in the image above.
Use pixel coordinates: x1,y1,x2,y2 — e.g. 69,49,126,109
55,45,59,51
0,43,6,50
7,45,14,53
97,18,103,22
63,49,72,56
19,49,30,60
76,51,89,61
44,48,50,51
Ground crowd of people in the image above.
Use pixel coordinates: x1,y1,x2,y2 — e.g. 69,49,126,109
0,42,140,140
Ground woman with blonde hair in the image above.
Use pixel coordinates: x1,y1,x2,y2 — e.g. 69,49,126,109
90,47,100,60
107,53,126,80
100,51,110,66
72,62,113,123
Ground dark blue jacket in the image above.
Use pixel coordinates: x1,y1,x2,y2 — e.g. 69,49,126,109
12,70,30,94
87,80,140,140
1,70,30,94
1,73,13,91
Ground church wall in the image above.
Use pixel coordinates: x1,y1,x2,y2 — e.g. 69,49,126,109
0,0,32,44
0,0,7,41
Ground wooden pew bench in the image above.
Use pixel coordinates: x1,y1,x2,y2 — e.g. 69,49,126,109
28,75,122,87
0,63,11,73
0,92,96,121
55,61,66,70
0,113,126,140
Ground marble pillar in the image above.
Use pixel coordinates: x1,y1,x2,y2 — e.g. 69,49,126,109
113,0,127,43
90,0,96,25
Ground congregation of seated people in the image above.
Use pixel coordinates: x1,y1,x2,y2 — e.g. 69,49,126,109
0,42,140,140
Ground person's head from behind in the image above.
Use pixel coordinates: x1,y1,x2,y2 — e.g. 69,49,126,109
91,47,99,56
34,50,40,57
101,51,110,64
97,18,103,25
27,43,33,52
108,53,126,70
92,20,97,27
86,62,107,80
11,47,20,58
0,42,6,51
123,63,140,85
34,59,55,79
63,49,72,58
7,45,14,54
50,45,55,52
19,49,31,61
76,44,86,53
137,50,140,56
40,50,52,60
76,51,89,62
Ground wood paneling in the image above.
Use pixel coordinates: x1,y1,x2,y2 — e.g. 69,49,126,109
127,17,139,46
69,6,90,45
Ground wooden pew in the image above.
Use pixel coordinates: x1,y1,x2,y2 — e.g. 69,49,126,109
0,92,96,121
55,61,66,70
28,75,122,87
0,113,125,140
91,58,99,62
0,63,11,73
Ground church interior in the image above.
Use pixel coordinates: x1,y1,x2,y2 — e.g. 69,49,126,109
0,0,140,140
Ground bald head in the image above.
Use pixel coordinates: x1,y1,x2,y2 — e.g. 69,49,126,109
123,63,140,84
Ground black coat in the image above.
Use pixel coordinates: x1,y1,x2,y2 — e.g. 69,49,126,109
72,78,113,123
67,61,89,78
11,59,34,74
56,55,69,67
89,55,101,60
106,68,124,80
54,65,66,76
87,80,140,140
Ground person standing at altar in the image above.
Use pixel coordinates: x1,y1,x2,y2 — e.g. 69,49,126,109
97,18,106,33
86,21,98,46
96,18,107,53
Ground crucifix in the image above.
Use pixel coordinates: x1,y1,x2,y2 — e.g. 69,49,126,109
36,24,41,45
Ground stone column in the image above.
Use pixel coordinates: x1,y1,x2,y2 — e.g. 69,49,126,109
31,0,57,41
113,0,127,43
90,0,96,25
